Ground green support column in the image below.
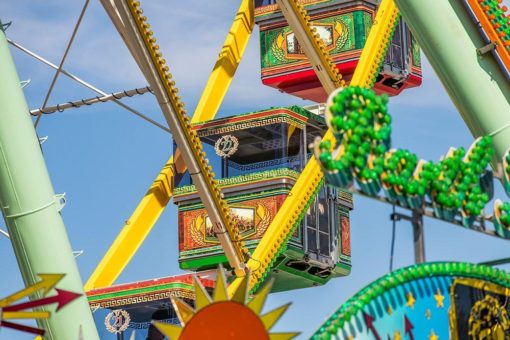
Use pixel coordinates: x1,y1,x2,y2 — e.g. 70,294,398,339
0,23,99,339
393,0,510,175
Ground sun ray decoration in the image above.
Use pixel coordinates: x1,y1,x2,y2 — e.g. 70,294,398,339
0,274,81,336
153,268,299,340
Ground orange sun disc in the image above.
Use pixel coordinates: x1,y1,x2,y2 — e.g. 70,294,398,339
180,301,269,340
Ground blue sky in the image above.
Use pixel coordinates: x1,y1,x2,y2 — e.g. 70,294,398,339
0,1,509,339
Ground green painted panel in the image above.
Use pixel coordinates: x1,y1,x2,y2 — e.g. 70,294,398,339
353,11,365,49
362,11,374,47
180,253,229,270
411,35,421,68
87,283,193,301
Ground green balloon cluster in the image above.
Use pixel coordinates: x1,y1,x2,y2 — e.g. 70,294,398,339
319,86,391,183
423,137,493,216
499,202,510,227
460,137,493,215
317,86,506,227
383,149,424,196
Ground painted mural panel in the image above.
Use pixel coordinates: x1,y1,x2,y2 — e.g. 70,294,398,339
313,262,510,339
260,13,356,69
340,215,351,257
411,35,422,68
179,194,285,251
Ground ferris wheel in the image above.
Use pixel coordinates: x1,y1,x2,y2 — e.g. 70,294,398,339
0,0,509,339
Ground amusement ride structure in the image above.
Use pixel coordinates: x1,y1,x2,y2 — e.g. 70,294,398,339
0,0,509,339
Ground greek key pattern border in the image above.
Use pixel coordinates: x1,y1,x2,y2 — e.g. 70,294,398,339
228,156,302,172
197,116,304,138
128,318,180,330
174,168,299,196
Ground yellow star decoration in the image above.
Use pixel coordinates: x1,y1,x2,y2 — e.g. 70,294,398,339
426,309,432,320
153,268,299,340
429,329,438,340
406,292,416,309
434,289,444,308
387,306,393,315
394,330,402,340
347,335,354,340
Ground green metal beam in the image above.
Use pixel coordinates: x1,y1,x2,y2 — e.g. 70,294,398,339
0,22,99,339
393,0,510,175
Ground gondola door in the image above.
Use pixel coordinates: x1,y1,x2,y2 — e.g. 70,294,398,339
305,187,334,263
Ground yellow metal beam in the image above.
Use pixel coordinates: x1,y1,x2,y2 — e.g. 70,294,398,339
228,0,400,295
193,0,254,121
85,0,254,291
84,161,173,291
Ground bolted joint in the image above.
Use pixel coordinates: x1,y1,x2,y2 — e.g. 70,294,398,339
477,42,497,55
